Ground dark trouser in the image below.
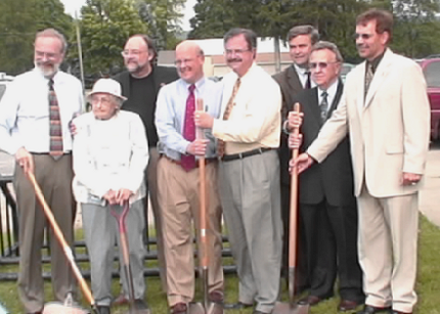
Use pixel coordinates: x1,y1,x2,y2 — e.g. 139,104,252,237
14,154,75,313
301,200,364,302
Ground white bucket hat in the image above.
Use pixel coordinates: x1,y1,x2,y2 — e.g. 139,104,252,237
87,78,127,103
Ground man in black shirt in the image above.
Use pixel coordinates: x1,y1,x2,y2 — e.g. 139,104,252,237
113,34,178,303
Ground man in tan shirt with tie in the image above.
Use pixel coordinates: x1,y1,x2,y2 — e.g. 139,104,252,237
195,28,282,314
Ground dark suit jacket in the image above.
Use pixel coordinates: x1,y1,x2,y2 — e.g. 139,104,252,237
282,81,356,207
273,65,305,187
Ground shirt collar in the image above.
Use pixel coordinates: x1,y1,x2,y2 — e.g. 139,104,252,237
293,63,308,77
318,79,338,99
367,50,386,73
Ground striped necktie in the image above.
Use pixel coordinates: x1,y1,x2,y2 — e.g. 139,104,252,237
217,78,241,158
320,91,328,122
364,62,373,100
48,79,63,159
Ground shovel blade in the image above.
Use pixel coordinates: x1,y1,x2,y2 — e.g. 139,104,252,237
206,302,223,314
124,309,151,314
273,302,310,314
189,302,205,314
43,302,89,314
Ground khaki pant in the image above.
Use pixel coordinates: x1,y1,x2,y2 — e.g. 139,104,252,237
358,186,418,313
14,154,75,313
157,156,223,306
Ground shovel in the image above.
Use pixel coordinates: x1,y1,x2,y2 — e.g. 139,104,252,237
273,103,309,314
111,202,150,314
26,171,99,314
188,99,223,314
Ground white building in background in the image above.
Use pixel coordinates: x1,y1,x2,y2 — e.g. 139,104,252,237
158,37,292,77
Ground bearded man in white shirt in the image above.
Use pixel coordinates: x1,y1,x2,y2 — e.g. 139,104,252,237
0,28,84,314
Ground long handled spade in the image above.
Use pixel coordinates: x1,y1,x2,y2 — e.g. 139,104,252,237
189,99,223,314
111,202,150,314
26,171,99,314
273,103,309,314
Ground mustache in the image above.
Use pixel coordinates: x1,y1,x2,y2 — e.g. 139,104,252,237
227,58,242,63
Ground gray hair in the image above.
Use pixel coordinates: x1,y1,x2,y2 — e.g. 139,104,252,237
311,41,344,63
287,25,319,44
35,28,68,54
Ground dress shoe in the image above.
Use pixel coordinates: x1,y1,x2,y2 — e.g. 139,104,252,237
170,302,188,314
97,305,111,314
356,305,392,314
209,291,224,304
392,311,412,314
298,295,323,306
112,292,129,305
223,301,253,309
134,299,149,310
338,299,363,311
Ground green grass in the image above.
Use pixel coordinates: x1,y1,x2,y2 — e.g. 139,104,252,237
1,215,440,313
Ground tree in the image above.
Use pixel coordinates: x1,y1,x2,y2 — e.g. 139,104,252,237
137,0,185,50
0,0,74,75
77,0,148,76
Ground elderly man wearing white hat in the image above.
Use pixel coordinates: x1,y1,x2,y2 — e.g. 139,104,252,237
72,78,149,314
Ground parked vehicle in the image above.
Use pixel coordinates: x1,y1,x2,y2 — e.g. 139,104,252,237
416,59,440,140
341,63,355,82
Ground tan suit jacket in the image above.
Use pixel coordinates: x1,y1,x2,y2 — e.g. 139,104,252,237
308,49,430,198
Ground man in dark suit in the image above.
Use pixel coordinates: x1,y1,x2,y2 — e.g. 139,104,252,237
273,25,319,293
113,34,178,302
286,41,364,312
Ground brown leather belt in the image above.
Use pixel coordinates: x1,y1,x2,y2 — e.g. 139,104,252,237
161,154,217,167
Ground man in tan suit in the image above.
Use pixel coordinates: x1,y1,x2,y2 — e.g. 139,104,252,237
292,9,430,314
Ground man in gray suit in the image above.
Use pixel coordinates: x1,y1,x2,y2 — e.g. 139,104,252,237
273,25,319,293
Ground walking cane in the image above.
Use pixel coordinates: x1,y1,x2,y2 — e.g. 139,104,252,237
27,171,99,314
189,99,223,314
273,103,309,314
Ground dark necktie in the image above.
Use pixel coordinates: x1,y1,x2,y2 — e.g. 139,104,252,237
364,62,373,100
217,78,241,158
48,79,63,159
320,91,328,122
305,71,311,89
181,84,196,171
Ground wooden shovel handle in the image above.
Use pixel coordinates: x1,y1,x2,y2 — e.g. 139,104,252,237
196,98,208,268
288,102,301,268
27,171,95,307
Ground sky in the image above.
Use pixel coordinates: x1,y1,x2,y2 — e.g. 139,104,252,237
60,0,196,30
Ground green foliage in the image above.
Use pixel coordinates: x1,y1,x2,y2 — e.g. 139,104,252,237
78,0,148,76
137,0,186,50
187,0,440,62
0,0,74,75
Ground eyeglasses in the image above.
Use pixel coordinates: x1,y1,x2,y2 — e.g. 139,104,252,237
121,50,147,57
91,96,113,106
35,51,58,59
224,48,251,55
309,61,339,69
354,33,374,40
174,58,194,66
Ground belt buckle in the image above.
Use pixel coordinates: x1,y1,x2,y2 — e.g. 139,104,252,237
238,152,243,159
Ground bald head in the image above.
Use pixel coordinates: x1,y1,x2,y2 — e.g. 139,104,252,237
175,40,205,84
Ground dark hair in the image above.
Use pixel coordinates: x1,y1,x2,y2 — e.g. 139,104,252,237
224,28,257,51
129,34,158,64
356,8,393,43
311,41,343,63
287,25,319,44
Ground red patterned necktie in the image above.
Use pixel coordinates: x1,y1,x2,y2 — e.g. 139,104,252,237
181,84,196,171
48,79,63,159
217,78,241,158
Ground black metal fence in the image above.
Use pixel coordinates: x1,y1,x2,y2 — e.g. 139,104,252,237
0,175,235,281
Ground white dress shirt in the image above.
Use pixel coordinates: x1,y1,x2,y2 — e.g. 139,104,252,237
72,111,149,204
0,68,84,155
